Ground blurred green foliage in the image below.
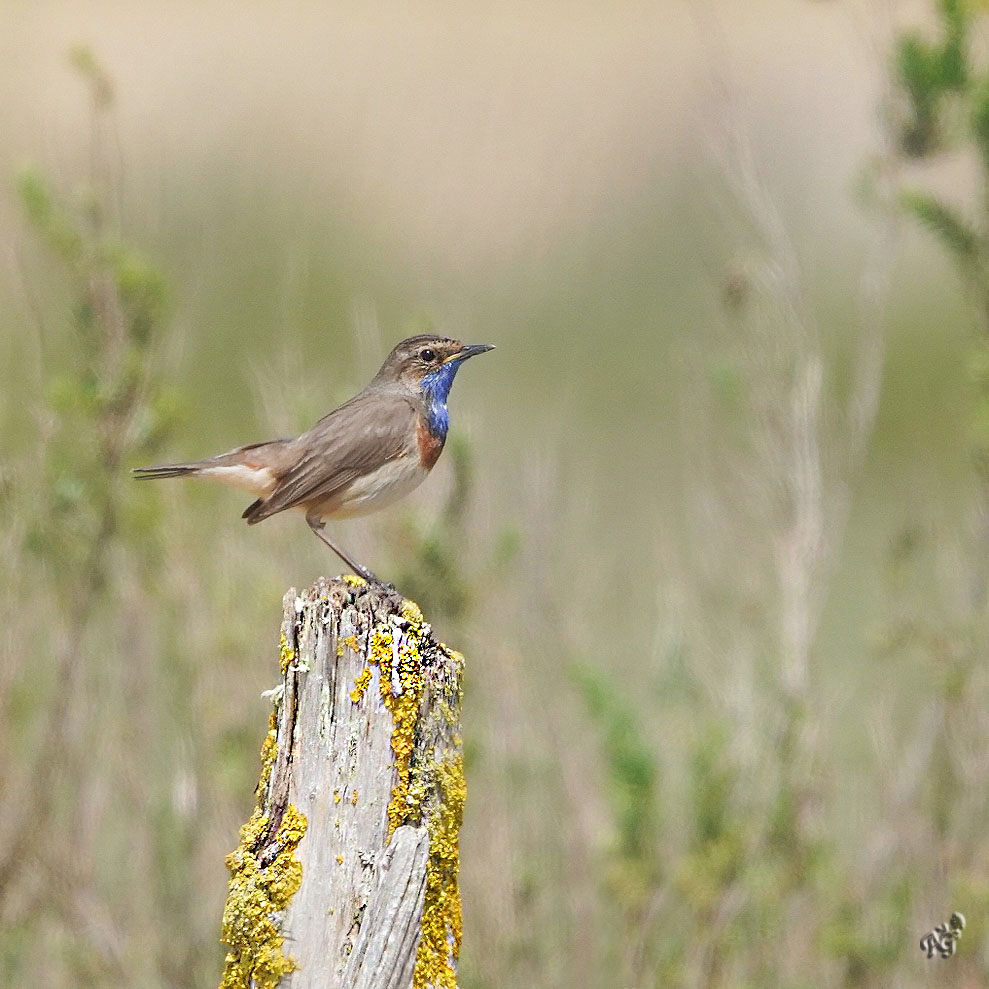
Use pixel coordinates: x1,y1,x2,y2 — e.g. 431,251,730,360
572,662,660,912
18,155,176,565
889,0,989,801
895,1,989,325
894,0,967,156
0,49,217,987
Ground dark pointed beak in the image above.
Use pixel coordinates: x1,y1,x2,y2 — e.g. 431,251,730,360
453,344,495,362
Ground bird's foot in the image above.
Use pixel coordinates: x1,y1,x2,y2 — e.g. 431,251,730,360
342,569,398,596
364,573,400,596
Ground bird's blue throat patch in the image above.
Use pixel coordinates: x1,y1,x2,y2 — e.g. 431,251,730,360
420,360,465,439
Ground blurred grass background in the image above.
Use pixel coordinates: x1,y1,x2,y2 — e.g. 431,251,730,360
2,0,989,986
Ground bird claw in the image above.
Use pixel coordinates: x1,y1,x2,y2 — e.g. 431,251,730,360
344,570,399,597
364,573,399,595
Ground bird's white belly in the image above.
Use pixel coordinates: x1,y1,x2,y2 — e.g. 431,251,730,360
328,457,429,519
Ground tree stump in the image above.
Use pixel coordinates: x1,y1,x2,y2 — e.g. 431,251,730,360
219,577,466,989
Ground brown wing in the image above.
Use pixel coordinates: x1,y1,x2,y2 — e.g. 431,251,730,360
242,389,418,524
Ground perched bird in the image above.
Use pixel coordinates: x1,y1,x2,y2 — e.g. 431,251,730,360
133,334,494,582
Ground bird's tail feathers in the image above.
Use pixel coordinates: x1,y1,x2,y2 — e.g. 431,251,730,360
132,462,208,480
133,440,293,481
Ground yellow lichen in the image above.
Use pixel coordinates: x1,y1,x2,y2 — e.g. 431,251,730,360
350,666,373,704
342,574,367,587
333,789,341,805
413,757,467,989
255,712,279,799
219,804,308,989
336,854,344,865
220,669,307,989
369,624,426,836
401,597,425,625
351,789,359,806
445,648,465,676
278,631,294,675
337,633,361,658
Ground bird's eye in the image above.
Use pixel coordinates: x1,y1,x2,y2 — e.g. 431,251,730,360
420,348,436,362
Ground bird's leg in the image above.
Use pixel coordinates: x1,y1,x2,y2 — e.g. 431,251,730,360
306,516,381,584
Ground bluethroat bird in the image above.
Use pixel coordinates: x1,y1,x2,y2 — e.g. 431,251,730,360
133,335,494,583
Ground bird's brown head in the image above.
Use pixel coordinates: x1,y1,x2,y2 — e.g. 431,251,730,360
373,334,495,391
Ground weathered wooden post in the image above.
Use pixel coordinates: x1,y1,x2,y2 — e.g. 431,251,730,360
219,577,465,989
